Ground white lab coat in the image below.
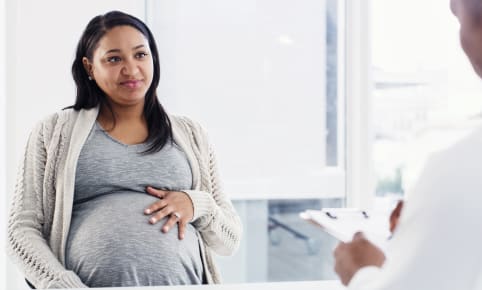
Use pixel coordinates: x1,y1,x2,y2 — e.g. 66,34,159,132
348,126,482,290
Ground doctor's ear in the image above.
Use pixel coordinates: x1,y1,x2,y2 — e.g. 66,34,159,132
82,57,94,80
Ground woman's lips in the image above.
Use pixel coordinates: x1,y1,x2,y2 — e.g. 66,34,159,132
120,80,142,89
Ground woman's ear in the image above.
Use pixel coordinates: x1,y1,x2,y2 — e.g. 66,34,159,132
82,57,94,80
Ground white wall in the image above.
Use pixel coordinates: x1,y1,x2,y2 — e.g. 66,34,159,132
5,1,145,289
1,0,7,289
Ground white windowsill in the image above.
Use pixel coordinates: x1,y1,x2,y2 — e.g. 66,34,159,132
227,168,346,200
73,280,343,290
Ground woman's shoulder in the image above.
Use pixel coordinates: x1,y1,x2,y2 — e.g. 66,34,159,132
169,114,207,135
169,114,211,151
35,108,78,131
34,107,99,143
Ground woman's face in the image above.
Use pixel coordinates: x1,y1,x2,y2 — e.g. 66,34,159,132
84,25,154,108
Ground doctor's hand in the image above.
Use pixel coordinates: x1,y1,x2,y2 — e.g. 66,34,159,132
333,232,386,286
389,200,404,234
144,186,194,240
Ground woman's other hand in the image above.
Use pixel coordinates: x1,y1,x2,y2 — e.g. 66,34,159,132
144,186,194,240
333,232,386,286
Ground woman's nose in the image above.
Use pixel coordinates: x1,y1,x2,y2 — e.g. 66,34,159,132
122,59,140,76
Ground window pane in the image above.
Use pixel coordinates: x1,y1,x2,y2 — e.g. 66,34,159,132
215,199,342,283
371,0,482,202
150,0,345,200
266,199,341,281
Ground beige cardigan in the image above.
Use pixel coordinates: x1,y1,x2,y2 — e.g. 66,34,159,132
7,107,242,288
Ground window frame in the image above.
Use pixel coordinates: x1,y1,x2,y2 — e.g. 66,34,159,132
345,0,374,209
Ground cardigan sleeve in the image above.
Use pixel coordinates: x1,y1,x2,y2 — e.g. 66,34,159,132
7,117,87,289
180,119,242,256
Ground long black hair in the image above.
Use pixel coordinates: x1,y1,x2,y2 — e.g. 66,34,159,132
70,10,172,154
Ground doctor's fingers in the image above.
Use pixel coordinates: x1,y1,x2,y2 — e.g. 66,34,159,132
353,231,366,241
334,241,348,257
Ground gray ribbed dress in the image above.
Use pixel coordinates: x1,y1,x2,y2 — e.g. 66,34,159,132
65,122,204,287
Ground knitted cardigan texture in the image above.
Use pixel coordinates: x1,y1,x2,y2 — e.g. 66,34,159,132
7,107,242,288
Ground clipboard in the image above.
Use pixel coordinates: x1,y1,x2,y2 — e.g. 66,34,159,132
300,208,391,249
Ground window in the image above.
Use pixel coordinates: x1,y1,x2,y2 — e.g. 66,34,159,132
371,0,482,207
146,0,346,282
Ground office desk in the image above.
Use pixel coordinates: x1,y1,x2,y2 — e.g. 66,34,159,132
82,281,344,290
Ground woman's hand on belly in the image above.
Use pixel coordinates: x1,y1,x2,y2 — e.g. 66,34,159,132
144,186,194,240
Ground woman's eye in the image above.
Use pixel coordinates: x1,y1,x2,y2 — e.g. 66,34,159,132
136,52,148,59
107,56,121,63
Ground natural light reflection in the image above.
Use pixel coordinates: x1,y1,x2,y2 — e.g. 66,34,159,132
371,0,482,197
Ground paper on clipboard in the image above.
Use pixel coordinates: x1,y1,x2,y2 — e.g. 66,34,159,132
300,208,391,249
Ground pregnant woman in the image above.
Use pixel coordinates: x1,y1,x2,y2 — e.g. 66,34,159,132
7,10,242,288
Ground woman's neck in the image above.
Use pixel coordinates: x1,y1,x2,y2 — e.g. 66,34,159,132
97,101,146,129
96,101,149,145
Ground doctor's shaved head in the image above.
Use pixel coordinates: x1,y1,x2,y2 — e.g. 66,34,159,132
451,0,482,77
452,0,482,20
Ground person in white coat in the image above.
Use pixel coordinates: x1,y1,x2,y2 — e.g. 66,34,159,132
333,0,482,289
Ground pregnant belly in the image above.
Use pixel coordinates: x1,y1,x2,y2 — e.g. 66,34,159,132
66,192,203,287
